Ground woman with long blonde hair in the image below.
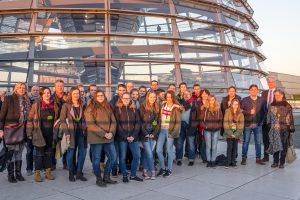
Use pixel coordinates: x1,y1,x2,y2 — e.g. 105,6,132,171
200,95,223,168
60,87,87,182
139,91,160,180
0,83,31,183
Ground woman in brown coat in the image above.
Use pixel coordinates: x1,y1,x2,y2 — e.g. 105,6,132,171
27,87,56,182
60,87,87,182
0,83,31,183
85,90,117,187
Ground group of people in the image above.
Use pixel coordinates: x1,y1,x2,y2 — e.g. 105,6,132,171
0,77,295,187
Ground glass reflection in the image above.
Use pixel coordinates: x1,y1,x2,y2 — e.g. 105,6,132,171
110,0,170,13
32,61,105,84
0,38,29,60
36,13,105,33
111,37,174,61
111,62,175,84
181,64,234,87
35,36,105,59
111,14,172,37
37,0,105,8
0,14,31,33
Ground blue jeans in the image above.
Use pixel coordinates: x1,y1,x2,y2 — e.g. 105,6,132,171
143,139,155,171
176,122,195,161
66,129,87,173
204,130,219,162
90,143,116,177
112,141,119,172
242,126,262,159
119,141,140,177
156,129,174,171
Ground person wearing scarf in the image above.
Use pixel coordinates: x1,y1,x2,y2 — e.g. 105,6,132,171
156,91,181,177
60,87,87,182
0,83,31,183
267,89,295,169
27,87,56,182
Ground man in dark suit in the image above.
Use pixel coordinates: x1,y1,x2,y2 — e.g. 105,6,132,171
261,77,276,162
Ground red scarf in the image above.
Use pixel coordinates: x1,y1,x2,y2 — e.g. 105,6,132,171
41,98,54,110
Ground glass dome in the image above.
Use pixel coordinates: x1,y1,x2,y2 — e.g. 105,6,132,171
0,0,268,96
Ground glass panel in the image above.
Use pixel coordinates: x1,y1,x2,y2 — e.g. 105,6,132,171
32,61,105,85
180,64,234,87
111,37,174,61
111,61,176,85
221,12,254,32
110,14,172,37
37,0,105,9
36,13,105,33
0,62,28,83
217,0,251,16
232,69,263,89
224,29,259,52
177,19,220,43
179,42,224,65
1,0,32,10
35,36,105,59
0,14,31,33
110,0,170,14
0,38,29,60
229,50,263,71
174,0,217,21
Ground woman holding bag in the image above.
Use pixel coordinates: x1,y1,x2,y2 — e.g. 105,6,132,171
27,87,56,182
0,83,31,183
267,89,295,168
60,87,87,182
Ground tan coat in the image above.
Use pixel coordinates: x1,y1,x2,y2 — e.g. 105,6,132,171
223,109,244,139
27,101,46,147
85,103,116,144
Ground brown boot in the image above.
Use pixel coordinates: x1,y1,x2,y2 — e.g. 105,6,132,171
100,162,105,173
45,168,55,180
34,170,43,182
241,157,247,165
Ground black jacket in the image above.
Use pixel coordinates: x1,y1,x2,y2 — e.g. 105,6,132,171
220,95,242,115
187,101,201,136
114,104,141,142
138,104,161,141
241,96,267,128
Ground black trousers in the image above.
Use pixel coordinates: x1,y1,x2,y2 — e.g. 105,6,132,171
262,123,270,159
35,146,52,170
226,138,238,165
273,132,289,165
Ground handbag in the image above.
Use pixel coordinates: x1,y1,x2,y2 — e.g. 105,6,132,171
3,124,25,145
286,134,297,164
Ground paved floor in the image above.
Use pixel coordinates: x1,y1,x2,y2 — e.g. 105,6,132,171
0,142,299,200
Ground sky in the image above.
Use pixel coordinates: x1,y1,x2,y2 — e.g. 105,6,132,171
249,0,300,76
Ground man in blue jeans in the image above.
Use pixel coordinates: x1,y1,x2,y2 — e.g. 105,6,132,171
241,84,267,165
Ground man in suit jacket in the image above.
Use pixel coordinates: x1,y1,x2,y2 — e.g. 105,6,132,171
261,77,276,162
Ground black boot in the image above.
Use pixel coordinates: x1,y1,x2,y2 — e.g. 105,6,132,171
76,172,87,181
15,161,25,181
103,174,118,184
69,171,76,182
96,176,106,187
7,162,17,183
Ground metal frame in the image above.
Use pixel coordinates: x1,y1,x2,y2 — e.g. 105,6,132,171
0,0,267,96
